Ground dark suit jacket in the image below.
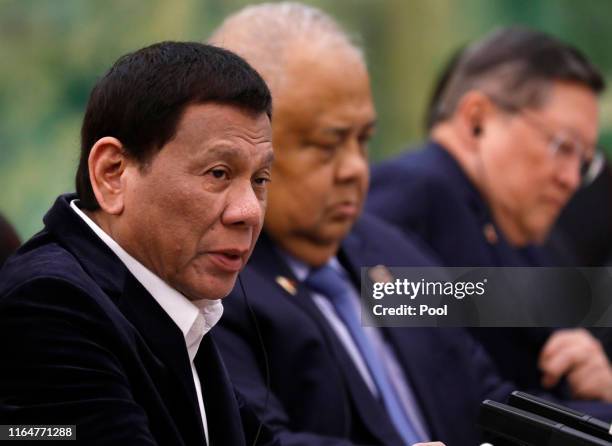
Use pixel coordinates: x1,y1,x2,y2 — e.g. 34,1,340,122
546,161,612,267
366,141,577,396
367,141,550,268
212,214,524,446
0,194,273,446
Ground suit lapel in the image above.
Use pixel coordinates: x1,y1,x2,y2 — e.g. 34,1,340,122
250,233,404,445
118,274,208,445
340,217,449,438
195,336,246,446
45,195,207,446
43,194,127,297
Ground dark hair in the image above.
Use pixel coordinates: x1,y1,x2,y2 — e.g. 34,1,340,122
427,27,605,129
76,41,272,210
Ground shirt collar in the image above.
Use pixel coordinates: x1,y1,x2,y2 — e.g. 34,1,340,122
70,199,223,361
279,248,345,282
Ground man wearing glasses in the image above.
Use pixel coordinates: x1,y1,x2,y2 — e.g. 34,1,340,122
367,27,612,402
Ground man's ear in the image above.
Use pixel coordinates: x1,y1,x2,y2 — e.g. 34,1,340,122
88,137,129,215
455,90,495,150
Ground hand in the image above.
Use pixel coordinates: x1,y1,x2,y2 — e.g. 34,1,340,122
539,328,612,401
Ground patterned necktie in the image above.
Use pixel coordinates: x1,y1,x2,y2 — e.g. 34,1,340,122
306,264,421,446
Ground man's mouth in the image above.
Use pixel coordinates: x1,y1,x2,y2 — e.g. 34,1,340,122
330,201,360,219
207,248,248,273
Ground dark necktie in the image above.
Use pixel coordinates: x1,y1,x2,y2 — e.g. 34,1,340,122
306,264,421,446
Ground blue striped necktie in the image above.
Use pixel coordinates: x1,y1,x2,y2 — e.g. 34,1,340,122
306,264,421,446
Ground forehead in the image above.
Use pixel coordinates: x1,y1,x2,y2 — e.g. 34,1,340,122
175,102,271,140
532,81,599,144
274,44,375,130
169,102,273,158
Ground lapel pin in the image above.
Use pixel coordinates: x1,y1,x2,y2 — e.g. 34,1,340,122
276,276,297,296
368,264,394,283
483,223,498,244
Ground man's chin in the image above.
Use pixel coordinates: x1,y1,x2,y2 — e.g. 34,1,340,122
525,219,556,245
179,275,238,301
318,220,355,245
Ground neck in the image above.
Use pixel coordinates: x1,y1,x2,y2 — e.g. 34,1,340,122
431,125,484,192
270,233,339,268
486,203,530,246
85,209,113,236
85,209,149,254
431,125,529,247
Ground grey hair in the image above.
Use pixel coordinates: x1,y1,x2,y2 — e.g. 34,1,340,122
428,27,604,128
435,59,547,122
208,2,364,92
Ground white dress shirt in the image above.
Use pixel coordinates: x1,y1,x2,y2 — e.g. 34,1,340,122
70,200,222,444
283,253,430,440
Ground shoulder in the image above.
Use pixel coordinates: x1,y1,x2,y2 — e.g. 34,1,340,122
223,266,305,325
0,240,124,369
351,212,413,241
0,233,117,328
1,230,99,295
370,142,451,189
367,143,460,225
2,234,84,294
346,213,440,266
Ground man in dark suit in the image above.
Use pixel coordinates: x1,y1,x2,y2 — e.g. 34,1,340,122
0,42,277,445
367,28,612,402
210,7,612,446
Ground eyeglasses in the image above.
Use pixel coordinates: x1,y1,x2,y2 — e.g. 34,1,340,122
489,96,604,187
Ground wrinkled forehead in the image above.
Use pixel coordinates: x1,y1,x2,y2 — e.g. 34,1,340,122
161,103,273,165
173,103,271,138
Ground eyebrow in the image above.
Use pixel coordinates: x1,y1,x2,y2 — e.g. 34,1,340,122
261,149,275,165
556,127,597,153
203,146,243,160
320,119,377,138
196,145,274,166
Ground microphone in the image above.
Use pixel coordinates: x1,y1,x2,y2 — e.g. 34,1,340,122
508,391,612,442
479,400,612,446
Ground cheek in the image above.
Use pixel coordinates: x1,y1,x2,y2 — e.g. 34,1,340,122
512,154,555,211
495,165,558,237
139,180,223,253
498,169,545,218
270,168,333,217
484,138,547,206
249,204,266,249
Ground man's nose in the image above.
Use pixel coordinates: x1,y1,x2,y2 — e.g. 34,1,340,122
335,139,368,182
555,156,581,193
222,181,264,228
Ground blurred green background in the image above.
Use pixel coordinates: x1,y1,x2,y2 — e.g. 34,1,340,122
2,0,612,239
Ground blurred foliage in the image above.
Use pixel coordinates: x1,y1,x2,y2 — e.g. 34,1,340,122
2,0,612,239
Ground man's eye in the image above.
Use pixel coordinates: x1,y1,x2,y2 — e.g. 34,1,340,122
552,137,580,159
318,143,336,150
309,141,336,152
210,168,229,179
359,132,373,147
254,177,271,186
